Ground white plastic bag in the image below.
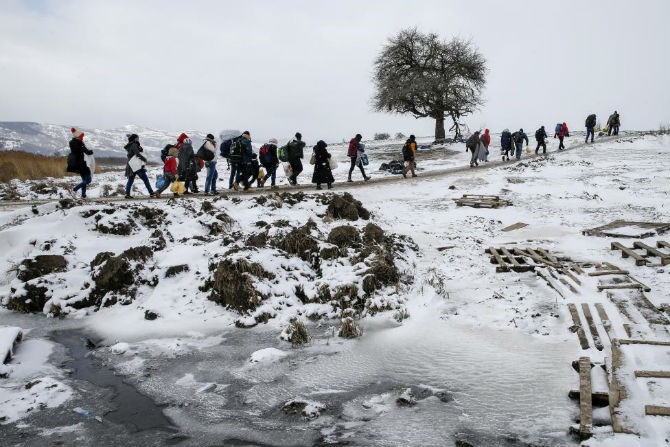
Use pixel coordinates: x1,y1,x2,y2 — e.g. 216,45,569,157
128,155,144,173
84,153,96,174
328,157,338,169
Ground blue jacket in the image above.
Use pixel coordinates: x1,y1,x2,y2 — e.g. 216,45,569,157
240,136,254,164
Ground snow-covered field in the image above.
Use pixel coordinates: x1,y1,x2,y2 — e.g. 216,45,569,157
0,133,668,446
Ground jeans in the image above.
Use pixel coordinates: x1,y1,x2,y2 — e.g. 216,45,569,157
73,173,92,197
515,142,523,159
348,156,366,178
262,164,277,185
558,136,565,150
612,126,619,136
535,141,546,154
125,168,153,196
585,127,594,142
229,162,241,188
205,161,218,192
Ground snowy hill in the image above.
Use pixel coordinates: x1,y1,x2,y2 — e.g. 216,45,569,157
0,121,210,160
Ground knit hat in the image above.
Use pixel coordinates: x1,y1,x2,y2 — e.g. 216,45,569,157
316,140,327,148
127,133,138,142
205,133,215,141
295,132,302,140
355,134,362,140
409,134,416,140
269,138,278,145
71,127,84,141
242,131,251,138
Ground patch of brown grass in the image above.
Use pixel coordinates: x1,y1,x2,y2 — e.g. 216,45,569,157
0,150,102,182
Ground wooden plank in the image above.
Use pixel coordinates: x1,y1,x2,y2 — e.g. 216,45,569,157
526,247,555,267
581,303,604,350
499,247,521,267
568,303,590,349
488,247,508,272
597,284,643,291
645,405,670,416
537,248,559,264
579,356,593,439
634,370,670,378
501,222,528,232
619,339,670,346
609,340,635,434
562,268,582,286
568,389,610,407
623,323,633,338
657,240,670,250
611,241,648,266
572,264,586,275
588,270,629,277
594,303,617,342
559,276,579,294
633,241,670,262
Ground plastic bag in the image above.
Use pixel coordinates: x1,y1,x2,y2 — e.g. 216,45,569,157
258,168,266,180
328,157,338,169
283,163,293,176
84,153,96,174
525,146,532,154
170,180,186,195
128,155,144,173
155,175,166,190
360,153,369,166
309,153,316,165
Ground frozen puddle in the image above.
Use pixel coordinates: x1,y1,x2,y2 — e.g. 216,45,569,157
214,318,579,446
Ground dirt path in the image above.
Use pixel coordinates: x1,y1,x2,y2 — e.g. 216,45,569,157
0,136,622,209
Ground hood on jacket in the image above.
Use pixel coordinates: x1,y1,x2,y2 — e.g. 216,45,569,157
177,133,189,146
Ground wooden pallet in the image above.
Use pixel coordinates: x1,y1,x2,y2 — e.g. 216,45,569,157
453,194,512,208
582,220,670,238
610,240,670,266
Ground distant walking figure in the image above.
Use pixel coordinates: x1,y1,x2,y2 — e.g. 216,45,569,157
67,128,94,198
585,114,596,143
466,131,480,167
512,128,528,160
534,126,548,154
607,111,620,136
287,132,306,185
402,134,417,177
124,134,154,198
500,129,513,161
311,140,334,190
347,133,370,181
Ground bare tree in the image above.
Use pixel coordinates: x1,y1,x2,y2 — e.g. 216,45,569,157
372,28,487,141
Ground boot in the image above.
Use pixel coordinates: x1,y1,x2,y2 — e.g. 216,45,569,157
327,183,333,189
347,177,353,182
316,184,322,190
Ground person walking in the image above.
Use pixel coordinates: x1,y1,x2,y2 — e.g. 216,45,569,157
178,137,198,194
585,114,596,143
556,123,566,150
478,129,491,162
233,131,254,190
466,130,480,167
534,125,548,154
500,129,513,161
286,132,306,185
512,128,528,160
67,127,94,199
155,146,179,197
259,138,279,188
607,111,620,136
124,134,155,199
311,140,334,190
200,133,218,195
347,133,370,181
402,134,418,177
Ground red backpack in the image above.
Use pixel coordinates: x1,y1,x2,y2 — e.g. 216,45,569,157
259,144,272,164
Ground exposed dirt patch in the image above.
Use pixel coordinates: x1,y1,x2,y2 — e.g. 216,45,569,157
16,255,67,282
6,284,50,313
274,220,319,261
327,225,361,248
205,259,275,313
165,264,190,277
323,193,370,221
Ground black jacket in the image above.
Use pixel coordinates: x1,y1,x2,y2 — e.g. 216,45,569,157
124,140,148,177
68,138,93,176
178,143,197,180
287,139,305,162
311,143,334,185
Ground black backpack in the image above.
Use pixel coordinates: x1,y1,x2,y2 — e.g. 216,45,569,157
402,140,413,159
196,143,214,161
535,128,542,140
465,134,479,150
229,137,243,162
585,114,596,128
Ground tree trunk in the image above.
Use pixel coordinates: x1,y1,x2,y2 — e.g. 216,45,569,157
449,112,462,141
434,116,446,143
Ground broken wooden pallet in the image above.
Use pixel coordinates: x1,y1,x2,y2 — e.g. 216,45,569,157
453,194,512,208
610,240,670,266
583,220,670,238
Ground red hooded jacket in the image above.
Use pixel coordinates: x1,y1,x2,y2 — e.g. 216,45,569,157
482,129,491,147
163,155,177,175
176,132,188,149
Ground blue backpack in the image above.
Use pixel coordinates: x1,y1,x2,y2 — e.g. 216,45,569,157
555,123,562,135
220,139,233,158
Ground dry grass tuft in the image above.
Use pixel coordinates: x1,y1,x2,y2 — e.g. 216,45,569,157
0,150,102,182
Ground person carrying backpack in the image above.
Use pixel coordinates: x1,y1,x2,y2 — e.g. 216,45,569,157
155,146,179,198
556,123,566,150
231,131,254,190
585,114,596,143
511,128,528,160
286,132,306,185
346,133,370,182
67,127,94,199
534,126,548,154
402,134,418,177
124,134,155,199
607,111,620,136
259,138,279,188
500,129,512,161
311,140,334,190
198,133,218,195
177,137,199,194
466,131,480,167
478,129,491,162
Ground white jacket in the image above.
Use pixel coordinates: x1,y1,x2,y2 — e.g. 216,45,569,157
203,140,217,162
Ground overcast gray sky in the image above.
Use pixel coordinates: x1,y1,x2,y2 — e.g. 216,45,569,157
1,0,669,142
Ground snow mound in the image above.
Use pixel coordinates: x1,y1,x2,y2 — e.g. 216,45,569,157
249,348,288,364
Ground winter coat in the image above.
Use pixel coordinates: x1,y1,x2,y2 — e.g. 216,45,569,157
585,114,596,128
163,155,177,176
402,139,417,161
512,131,528,146
311,142,334,184
562,123,569,137
477,138,487,162
482,130,491,148
124,140,148,177
202,140,217,162
259,144,279,168
176,132,188,149
287,139,306,162
609,113,620,127
68,138,93,176
177,142,197,180
239,136,254,165
500,131,513,150
535,127,548,142
465,133,480,151
347,138,360,157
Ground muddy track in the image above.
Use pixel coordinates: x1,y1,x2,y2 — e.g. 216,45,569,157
0,136,622,209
